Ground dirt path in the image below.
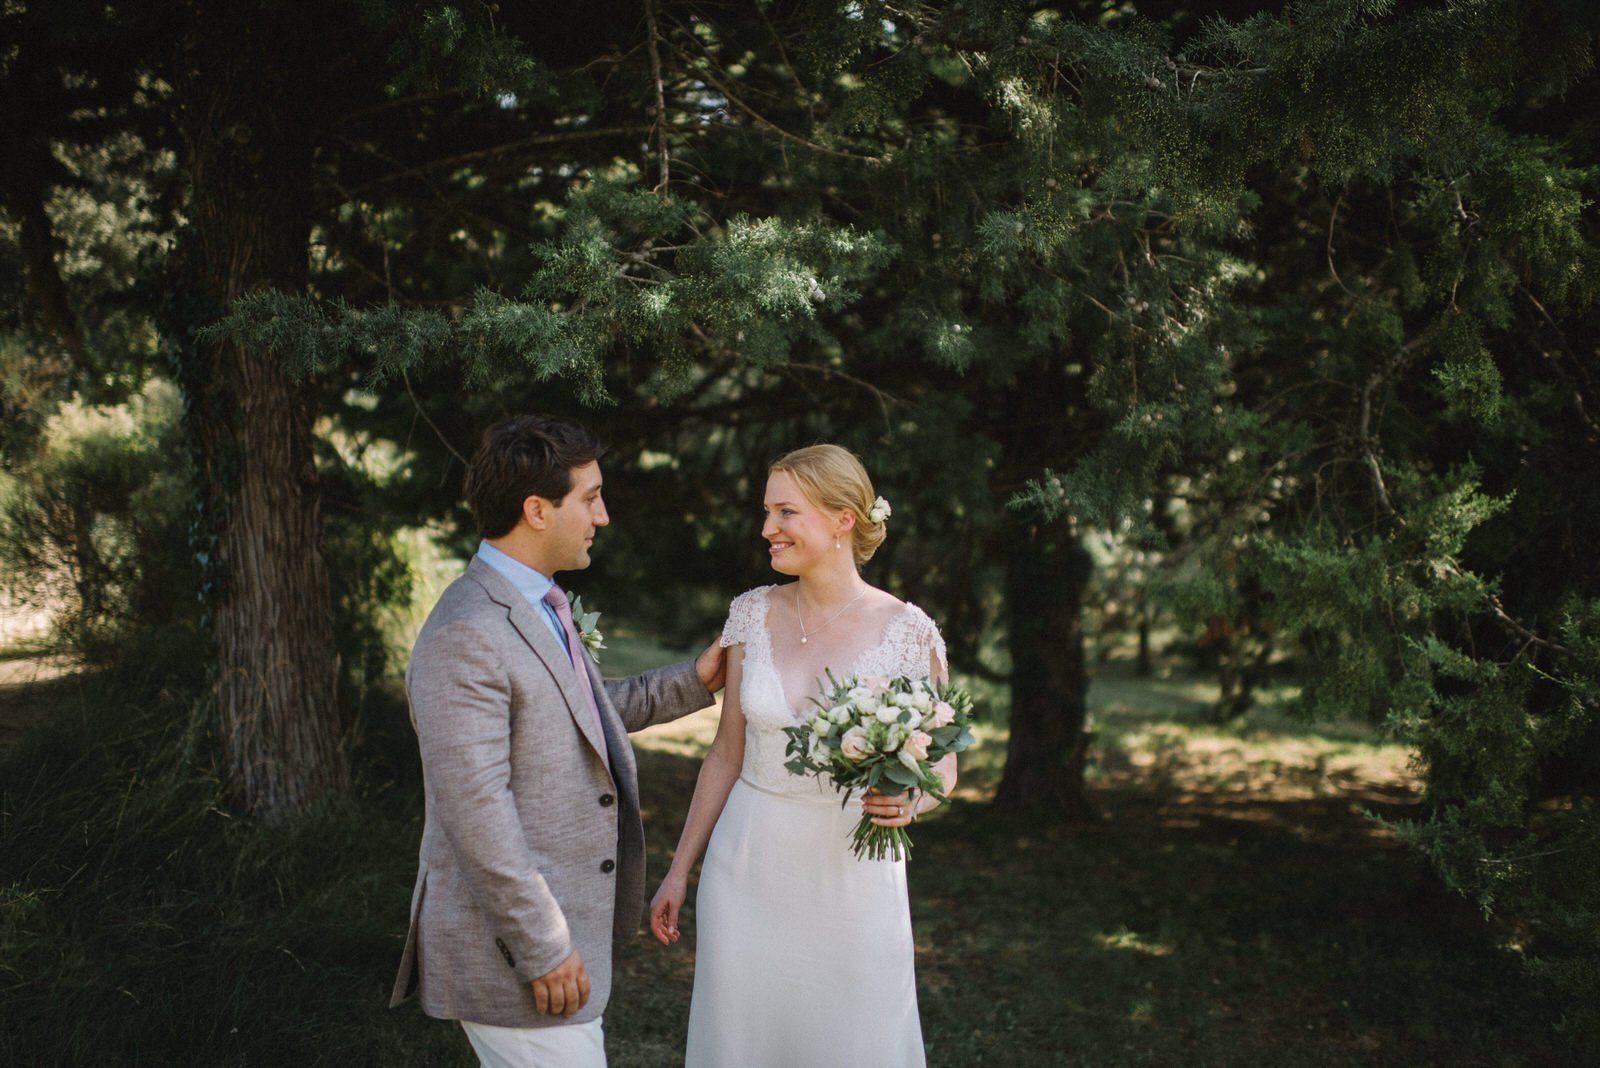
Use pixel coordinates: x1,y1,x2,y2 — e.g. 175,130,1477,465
0,597,77,749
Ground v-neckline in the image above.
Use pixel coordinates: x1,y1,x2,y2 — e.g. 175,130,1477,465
758,584,908,716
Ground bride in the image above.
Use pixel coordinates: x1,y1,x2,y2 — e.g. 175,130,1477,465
649,444,954,1067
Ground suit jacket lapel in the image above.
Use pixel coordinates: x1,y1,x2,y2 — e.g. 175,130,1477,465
466,556,611,763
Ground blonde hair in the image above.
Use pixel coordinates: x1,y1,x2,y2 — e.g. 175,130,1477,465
770,444,887,566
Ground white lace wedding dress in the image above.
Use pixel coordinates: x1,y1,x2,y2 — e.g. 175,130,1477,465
684,584,946,1068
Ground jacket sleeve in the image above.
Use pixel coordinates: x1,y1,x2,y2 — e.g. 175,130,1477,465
601,657,714,734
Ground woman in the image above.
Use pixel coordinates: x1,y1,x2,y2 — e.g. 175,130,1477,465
649,444,953,1067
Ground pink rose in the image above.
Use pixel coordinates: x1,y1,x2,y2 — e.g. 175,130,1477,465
925,701,956,729
903,730,932,762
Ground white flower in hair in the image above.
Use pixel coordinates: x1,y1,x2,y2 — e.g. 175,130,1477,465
867,496,892,524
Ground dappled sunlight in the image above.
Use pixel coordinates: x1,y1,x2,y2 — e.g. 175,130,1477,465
1089,715,1422,849
1092,716,1419,808
1096,926,1176,958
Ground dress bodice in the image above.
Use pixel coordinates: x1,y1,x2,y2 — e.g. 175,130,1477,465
720,585,948,799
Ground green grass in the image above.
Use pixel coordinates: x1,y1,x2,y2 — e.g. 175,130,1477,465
619,654,1561,1067
0,638,1577,1066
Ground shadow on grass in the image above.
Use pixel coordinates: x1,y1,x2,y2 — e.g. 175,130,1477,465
0,670,83,749
0,661,1573,1068
617,744,1568,1068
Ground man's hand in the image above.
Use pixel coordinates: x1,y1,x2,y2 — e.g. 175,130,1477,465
694,640,728,694
531,949,591,1017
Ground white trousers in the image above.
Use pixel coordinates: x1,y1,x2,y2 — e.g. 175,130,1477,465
461,1017,606,1068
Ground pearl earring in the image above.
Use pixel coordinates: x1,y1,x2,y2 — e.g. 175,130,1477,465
835,538,841,550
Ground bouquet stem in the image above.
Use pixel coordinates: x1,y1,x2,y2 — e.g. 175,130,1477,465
850,813,912,862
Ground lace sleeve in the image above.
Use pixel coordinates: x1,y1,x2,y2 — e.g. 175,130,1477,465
719,585,772,648
872,602,947,679
910,604,949,677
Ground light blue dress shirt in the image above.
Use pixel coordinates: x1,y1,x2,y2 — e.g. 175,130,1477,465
476,540,569,652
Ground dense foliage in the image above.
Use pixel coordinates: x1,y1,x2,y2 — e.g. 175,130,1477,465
2,0,1597,1035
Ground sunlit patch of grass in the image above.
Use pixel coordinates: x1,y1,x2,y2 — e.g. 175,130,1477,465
1097,926,1177,957
1086,660,1419,813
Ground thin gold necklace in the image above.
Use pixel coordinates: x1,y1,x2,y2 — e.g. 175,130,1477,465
795,583,868,644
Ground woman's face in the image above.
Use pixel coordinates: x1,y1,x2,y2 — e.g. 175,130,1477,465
761,470,845,576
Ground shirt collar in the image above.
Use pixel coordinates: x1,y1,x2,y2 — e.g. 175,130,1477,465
476,539,556,610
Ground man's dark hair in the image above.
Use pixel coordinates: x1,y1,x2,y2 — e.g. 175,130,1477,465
464,415,608,539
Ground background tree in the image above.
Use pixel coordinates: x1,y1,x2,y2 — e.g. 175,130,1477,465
1012,0,1600,1025
4,0,645,816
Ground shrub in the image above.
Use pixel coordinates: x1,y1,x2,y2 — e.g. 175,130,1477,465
0,378,202,672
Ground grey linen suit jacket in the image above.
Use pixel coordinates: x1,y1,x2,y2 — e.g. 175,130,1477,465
389,556,713,1028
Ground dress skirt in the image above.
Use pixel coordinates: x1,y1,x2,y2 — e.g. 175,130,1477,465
684,777,926,1068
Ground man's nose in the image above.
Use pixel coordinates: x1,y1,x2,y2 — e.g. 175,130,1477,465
593,500,610,526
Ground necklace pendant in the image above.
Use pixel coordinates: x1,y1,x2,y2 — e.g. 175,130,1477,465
800,636,808,643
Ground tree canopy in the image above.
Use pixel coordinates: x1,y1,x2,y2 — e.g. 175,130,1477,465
3,0,1598,1033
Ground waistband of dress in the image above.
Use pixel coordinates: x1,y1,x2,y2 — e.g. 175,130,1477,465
737,774,850,806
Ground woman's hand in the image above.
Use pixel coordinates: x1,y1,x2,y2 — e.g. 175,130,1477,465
649,872,688,945
863,787,916,828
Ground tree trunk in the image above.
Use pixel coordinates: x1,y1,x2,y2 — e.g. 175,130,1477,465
167,10,346,817
993,514,1095,817
0,159,84,358
1137,594,1152,678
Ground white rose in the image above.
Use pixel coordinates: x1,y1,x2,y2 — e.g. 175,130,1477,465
811,717,834,739
840,726,873,761
874,702,902,725
886,723,916,752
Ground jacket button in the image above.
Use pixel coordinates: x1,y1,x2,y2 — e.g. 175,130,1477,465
600,858,616,874
598,793,615,807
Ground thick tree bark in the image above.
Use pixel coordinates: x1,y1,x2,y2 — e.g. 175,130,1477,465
167,9,346,817
994,514,1095,817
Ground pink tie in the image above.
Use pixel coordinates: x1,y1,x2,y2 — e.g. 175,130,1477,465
544,587,609,765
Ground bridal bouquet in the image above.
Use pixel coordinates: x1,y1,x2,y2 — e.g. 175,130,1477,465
782,671,976,862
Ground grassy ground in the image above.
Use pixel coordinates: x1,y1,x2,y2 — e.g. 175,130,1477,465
0,632,1574,1066
613,655,1556,1068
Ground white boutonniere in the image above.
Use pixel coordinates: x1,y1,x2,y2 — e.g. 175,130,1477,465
569,595,606,663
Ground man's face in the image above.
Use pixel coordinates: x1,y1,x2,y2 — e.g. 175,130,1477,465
544,461,609,573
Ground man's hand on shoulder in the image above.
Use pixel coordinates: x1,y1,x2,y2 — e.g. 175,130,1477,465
694,640,728,694
532,949,591,1017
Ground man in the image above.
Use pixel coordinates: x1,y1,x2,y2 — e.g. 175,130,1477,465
391,414,725,1067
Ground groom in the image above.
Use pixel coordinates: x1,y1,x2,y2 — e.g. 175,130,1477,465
390,414,725,1067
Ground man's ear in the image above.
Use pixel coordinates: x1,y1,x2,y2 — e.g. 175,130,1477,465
521,495,550,531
